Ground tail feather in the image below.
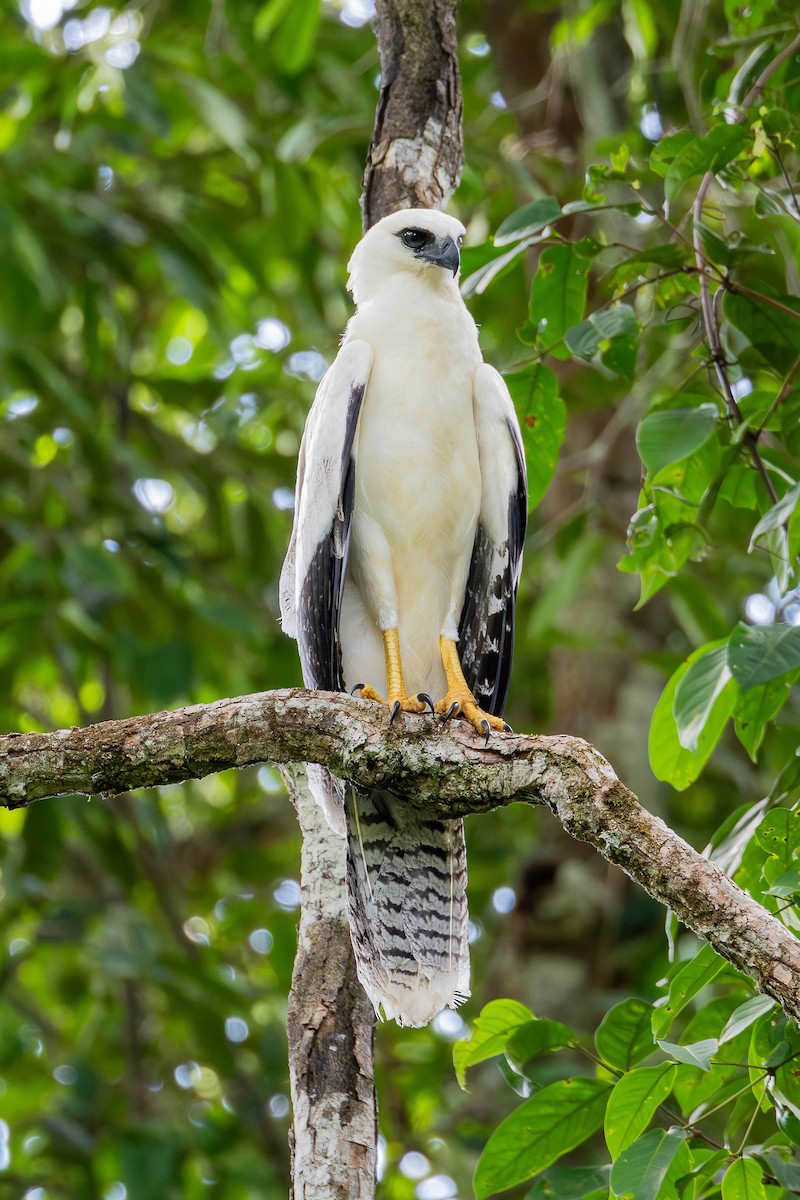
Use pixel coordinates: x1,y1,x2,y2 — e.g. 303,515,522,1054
343,786,470,1027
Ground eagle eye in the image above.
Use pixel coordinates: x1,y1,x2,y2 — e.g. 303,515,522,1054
400,228,432,251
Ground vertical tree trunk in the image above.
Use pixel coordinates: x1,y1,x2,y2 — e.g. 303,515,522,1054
363,0,462,225
286,768,377,1199
286,3,463,1194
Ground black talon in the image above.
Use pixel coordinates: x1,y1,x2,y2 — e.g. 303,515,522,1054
351,683,365,696
441,701,459,725
503,722,514,734
389,700,401,725
417,693,435,714
480,718,491,746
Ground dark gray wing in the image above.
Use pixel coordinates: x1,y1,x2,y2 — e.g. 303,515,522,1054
458,363,528,717
279,339,373,691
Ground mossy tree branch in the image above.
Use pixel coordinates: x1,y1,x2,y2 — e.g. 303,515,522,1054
3,686,799,1025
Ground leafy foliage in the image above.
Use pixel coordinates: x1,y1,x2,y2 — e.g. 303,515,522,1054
3,0,800,1196
453,0,800,1192
460,989,800,1198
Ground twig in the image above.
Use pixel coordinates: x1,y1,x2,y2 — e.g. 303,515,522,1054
689,28,800,500
770,142,799,214
723,281,800,324
738,31,800,110
693,175,744,416
691,30,800,509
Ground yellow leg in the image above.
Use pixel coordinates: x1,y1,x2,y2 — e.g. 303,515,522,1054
354,629,431,718
435,636,508,738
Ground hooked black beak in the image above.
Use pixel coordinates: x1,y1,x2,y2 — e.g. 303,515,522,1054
419,234,460,277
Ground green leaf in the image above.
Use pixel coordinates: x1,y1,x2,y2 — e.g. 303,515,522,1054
525,1164,612,1199
680,1149,734,1195
462,238,548,297
652,944,725,1039
649,648,737,790
765,1041,792,1072
754,186,798,219
256,0,320,72
177,74,254,165
636,403,719,478
505,1018,575,1076
761,106,793,136
719,995,776,1044
734,678,792,761
749,482,800,551
724,289,800,375
505,364,567,511
618,474,713,607
604,1064,677,1158
649,130,696,174
591,305,638,343
564,304,639,380
695,219,732,267
759,1148,800,1191
595,998,656,1071
721,1157,768,1200
473,1078,612,1198
563,319,600,359
495,197,563,245
727,39,777,108
613,243,689,271
718,462,761,510
600,330,639,382
271,0,320,73
656,1038,717,1071
454,999,535,1086
673,641,736,753
609,1128,687,1200
254,0,294,39
764,868,800,898
529,243,591,359
767,1147,800,1195
754,808,800,872
651,422,721,503
777,1105,800,1148
728,622,800,690
665,124,751,201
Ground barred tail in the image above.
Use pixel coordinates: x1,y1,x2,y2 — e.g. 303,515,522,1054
343,785,470,1028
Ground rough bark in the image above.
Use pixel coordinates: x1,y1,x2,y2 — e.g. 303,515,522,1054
284,766,376,1200
361,0,462,226
3,686,800,1025
289,2,463,1190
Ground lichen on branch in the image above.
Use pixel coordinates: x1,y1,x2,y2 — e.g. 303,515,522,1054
2,686,799,1026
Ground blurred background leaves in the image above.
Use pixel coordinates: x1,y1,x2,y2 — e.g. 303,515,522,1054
2,0,800,1197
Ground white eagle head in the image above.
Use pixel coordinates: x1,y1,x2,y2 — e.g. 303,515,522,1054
347,208,466,306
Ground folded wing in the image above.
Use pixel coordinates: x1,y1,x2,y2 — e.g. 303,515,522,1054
459,363,528,716
280,338,373,690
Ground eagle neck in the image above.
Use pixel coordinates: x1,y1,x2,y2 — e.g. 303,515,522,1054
353,269,462,311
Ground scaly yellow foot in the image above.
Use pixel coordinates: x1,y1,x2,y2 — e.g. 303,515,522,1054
435,636,511,742
352,629,434,723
